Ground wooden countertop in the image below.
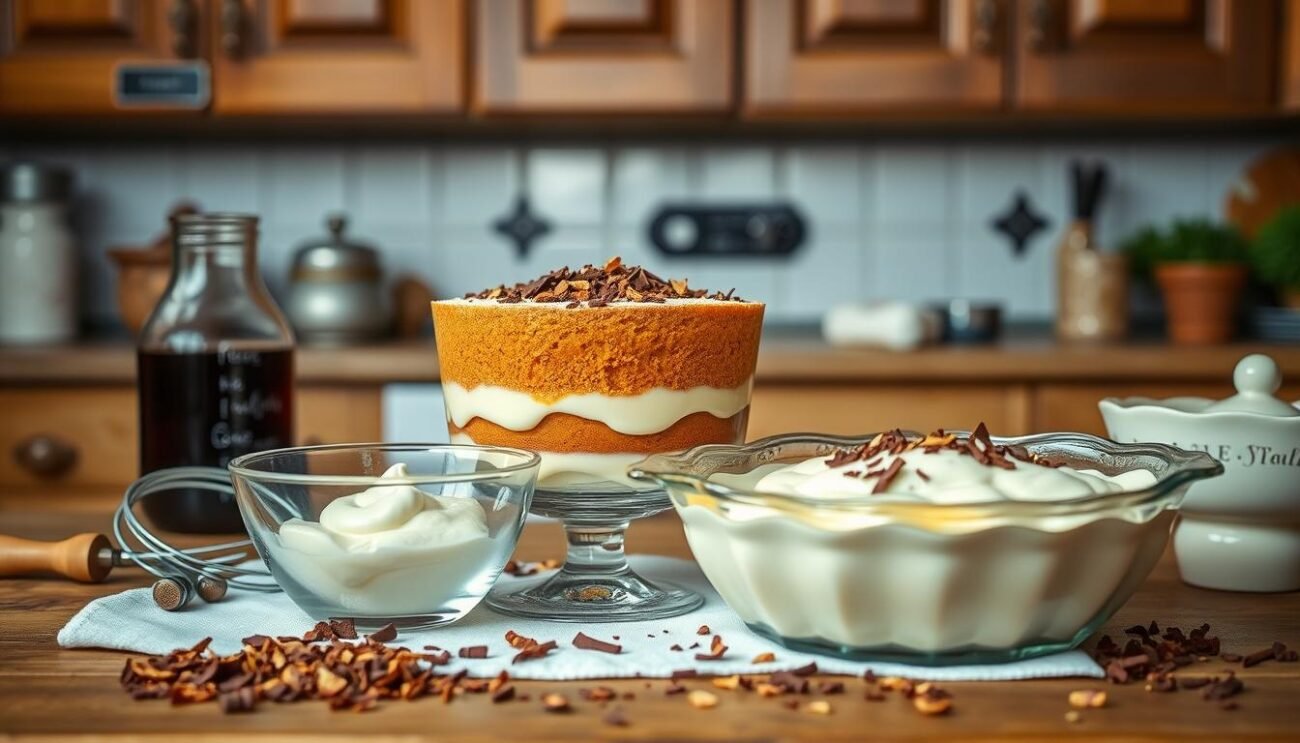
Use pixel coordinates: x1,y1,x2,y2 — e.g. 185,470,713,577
2,492,1298,741
3,335,1299,385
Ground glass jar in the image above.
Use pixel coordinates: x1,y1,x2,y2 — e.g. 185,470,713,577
0,162,77,344
137,213,296,533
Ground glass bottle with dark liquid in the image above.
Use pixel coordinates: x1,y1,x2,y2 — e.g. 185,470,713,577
137,213,295,533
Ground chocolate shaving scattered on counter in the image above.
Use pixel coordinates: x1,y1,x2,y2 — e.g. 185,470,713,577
573,632,622,655
367,623,398,643
505,630,560,664
694,635,729,661
464,256,744,306
119,634,534,713
458,645,488,659
827,423,1059,490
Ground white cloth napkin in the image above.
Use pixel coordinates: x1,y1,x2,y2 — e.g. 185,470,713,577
59,555,1102,681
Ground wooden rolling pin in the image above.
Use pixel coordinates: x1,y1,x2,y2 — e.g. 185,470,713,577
0,533,115,583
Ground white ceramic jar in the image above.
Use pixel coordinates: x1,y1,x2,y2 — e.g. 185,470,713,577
1100,354,1300,592
0,162,77,344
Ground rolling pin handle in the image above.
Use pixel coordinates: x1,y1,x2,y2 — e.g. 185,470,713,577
0,533,114,583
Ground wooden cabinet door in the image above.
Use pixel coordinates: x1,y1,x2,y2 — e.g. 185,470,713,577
0,0,192,114
743,0,1005,117
474,0,733,114
1014,0,1276,114
211,0,463,114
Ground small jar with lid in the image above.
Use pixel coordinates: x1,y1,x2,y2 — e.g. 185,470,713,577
0,162,77,344
285,214,392,345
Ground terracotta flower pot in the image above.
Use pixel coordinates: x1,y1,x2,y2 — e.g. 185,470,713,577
1154,263,1247,345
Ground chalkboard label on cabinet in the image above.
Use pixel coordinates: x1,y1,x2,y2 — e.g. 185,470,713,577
114,63,210,109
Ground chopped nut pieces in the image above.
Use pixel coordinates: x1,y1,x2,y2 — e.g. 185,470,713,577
505,629,559,664
751,652,776,664
119,634,530,714
1068,690,1108,709
465,257,743,307
502,558,561,577
687,690,719,709
697,625,711,635
806,700,833,715
541,693,571,713
572,632,622,655
458,645,488,659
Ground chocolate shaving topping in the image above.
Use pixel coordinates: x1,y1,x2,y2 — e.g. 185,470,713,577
573,632,622,655
458,645,488,659
463,256,745,307
828,423,1059,492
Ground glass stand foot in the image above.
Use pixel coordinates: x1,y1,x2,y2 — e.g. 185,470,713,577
487,502,702,622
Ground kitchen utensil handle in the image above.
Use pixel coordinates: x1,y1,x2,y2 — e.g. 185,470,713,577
973,0,1000,55
0,533,112,583
1028,0,1054,52
13,434,78,479
221,0,247,59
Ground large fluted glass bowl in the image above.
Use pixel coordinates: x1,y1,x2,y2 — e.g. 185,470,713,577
629,431,1222,665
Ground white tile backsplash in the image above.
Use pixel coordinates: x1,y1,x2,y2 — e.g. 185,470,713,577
263,148,347,229
440,147,518,227
527,148,606,225
610,146,690,226
783,146,864,227
20,135,1282,328
699,147,776,199
353,145,437,230
874,145,954,225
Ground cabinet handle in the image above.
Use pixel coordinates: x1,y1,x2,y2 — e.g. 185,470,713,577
221,0,248,59
1028,0,1054,52
972,0,1000,55
168,0,198,58
13,435,78,480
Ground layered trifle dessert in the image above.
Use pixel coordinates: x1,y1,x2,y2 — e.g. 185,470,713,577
432,258,764,489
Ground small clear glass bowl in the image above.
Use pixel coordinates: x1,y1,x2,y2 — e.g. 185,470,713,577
228,443,539,630
629,431,1222,665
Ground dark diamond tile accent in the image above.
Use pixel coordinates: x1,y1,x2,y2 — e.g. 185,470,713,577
991,191,1049,258
492,194,552,258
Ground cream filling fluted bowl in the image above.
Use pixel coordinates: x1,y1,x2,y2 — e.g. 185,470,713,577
629,431,1222,665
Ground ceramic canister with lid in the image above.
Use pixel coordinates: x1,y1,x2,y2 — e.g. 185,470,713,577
1100,354,1300,592
0,162,77,344
285,214,392,345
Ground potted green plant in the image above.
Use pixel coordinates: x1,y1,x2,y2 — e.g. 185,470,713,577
1122,219,1249,345
1251,205,1300,309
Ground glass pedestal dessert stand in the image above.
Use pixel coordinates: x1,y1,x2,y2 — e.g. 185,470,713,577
485,479,703,622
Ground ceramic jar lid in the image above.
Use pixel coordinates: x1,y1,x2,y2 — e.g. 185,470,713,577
1203,354,1299,417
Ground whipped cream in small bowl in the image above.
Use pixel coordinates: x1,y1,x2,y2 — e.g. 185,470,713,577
229,443,539,630
629,428,1222,665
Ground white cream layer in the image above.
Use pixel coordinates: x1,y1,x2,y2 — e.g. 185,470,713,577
442,378,752,436
450,433,647,488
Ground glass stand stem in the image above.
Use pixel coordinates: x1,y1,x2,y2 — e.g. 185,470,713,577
486,511,703,622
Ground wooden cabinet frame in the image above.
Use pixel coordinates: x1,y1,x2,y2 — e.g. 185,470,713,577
474,0,733,114
210,0,464,114
744,0,1006,117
